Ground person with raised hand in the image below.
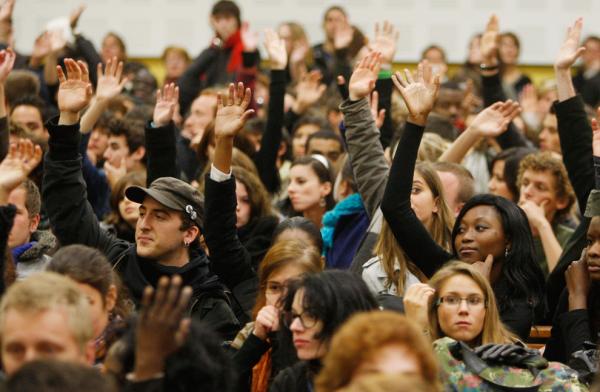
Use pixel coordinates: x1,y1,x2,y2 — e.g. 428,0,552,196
544,104,600,365
381,60,545,340
478,15,530,150
0,47,16,161
439,100,521,164
42,58,240,340
545,17,598,319
178,1,260,116
0,138,45,281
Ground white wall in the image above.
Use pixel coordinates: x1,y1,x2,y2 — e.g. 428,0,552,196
12,0,600,64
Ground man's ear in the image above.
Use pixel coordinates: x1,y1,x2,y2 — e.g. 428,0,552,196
131,146,146,163
28,213,41,234
183,225,200,245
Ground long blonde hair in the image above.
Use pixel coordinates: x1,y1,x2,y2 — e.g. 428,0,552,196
427,261,516,345
375,163,454,294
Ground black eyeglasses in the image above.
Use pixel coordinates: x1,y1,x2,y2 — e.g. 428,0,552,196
282,310,318,329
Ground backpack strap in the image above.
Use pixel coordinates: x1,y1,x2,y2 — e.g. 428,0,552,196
458,342,543,392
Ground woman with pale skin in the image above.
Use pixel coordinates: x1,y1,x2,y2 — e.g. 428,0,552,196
286,155,335,228
270,270,378,392
230,240,323,392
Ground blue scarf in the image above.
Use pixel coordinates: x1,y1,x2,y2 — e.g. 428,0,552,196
11,241,36,263
321,193,364,255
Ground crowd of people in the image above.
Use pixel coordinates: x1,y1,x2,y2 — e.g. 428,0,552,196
0,0,599,390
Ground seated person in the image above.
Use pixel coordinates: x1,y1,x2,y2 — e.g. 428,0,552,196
517,152,576,275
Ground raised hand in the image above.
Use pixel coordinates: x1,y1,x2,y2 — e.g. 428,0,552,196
153,83,179,127
368,21,399,65
392,60,440,125
96,57,127,101
253,305,280,341
555,18,585,71
469,100,521,137
0,47,15,84
369,91,386,129
0,0,14,24
403,283,435,333
57,58,93,119
292,70,327,114
333,23,353,50
214,82,254,139
592,107,600,156
480,14,499,64
241,22,258,52
0,139,42,197
264,28,287,70
348,51,381,101
70,4,86,30
30,32,52,64
134,275,192,380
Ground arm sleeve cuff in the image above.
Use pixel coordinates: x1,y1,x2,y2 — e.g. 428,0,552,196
210,164,232,182
46,116,82,161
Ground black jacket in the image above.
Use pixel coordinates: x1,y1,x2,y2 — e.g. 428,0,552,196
42,118,239,340
545,95,595,320
544,285,600,363
269,361,318,392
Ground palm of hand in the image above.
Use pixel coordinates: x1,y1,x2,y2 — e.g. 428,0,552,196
556,40,578,69
154,101,174,124
371,37,395,62
481,32,498,59
96,76,122,99
403,84,435,116
473,110,505,136
268,45,287,68
0,158,29,191
297,83,320,104
349,68,376,98
215,106,245,138
593,131,600,157
58,80,90,112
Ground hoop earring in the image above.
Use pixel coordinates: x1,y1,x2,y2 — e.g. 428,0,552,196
504,247,509,258
184,240,190,248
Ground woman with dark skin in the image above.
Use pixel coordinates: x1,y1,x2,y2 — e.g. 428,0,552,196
376,56,545,340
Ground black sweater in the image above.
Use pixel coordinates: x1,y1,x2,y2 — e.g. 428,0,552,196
545,95,595,319
380,121,536,340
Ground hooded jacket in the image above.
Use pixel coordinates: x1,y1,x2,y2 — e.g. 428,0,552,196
14,229,56,279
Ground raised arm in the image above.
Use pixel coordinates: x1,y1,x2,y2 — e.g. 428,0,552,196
146,83,180,186
554,18,594,212
0,48,15,161
381,61,451,278
479,15,529,149
0,139,42,205
253,29,287,194
369,21,399,148
440,100,521,164
340,51,389,218
80,57,127,134
42,59,124,254
204,82,256,290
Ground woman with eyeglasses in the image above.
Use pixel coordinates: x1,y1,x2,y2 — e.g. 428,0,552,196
270,270,378,392
403,261,516,346
230,240,323,392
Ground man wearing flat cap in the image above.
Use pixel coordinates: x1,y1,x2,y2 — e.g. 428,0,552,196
42,59,239,340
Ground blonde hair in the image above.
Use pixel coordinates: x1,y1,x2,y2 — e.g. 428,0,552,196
0,272,93,350
315,311,441,392
428,261,516,345
375,163,454,294
417,132,450,162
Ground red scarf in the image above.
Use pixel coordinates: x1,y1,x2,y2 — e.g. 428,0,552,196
224,30,243,74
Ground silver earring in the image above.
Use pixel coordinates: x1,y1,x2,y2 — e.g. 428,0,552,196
319,197,326,207
184,240,190,247
504,248,509,258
